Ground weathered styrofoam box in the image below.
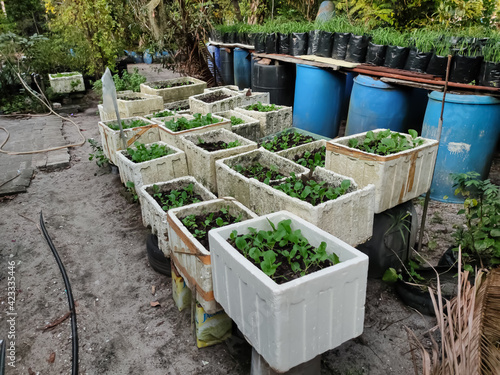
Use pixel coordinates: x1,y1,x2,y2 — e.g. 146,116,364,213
155,114,231,151
204,85,239,93
181,129,258,193
209,211,369,373
215,110,261,141
116,92,163,118
189,88,244,115
138,177,216,256
325,129,439,213
98,117,159,165
140,76,206,103
163,99,191,113
275,139,327,169
215,148,309,209
240,91,270,107
49,72,85,93
235,105,293,138
249,167,375,246
167,198,257,314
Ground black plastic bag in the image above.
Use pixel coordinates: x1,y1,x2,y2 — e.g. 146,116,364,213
265,33,277,54
237,32,248,45
425,54,448,78
210,30,221,43
478,61,500,87
404,48,431,73
254,33,266,53
365,42,386,66
247,33,256,47
225,32,236,44
307,30,321,55
290,32,308,56
317,31,334,57
345,34,369,63
278,33,290,55
331,32,350,60
449,54,483,84
384,45,409,69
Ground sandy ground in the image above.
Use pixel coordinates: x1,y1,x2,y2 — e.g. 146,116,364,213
0,65,497,374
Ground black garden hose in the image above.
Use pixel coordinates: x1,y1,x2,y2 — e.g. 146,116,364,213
39,211,78,375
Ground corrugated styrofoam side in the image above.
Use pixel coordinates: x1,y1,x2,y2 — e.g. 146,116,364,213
234,106,293,138
117,92,163,117
49,72,85,93
181,129,257,193
248,167,375,246
209,211,369,373
115,141,188,188
325,129,439,213
276,139,326,160
188,88,244,115
138,177,216,256
167,198,257,314
97,117,159,165
140,77,206,103
214,110,261,141
215,148,309,208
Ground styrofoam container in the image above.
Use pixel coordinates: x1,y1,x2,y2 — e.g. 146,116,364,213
215,148,309,209
248,167,375,247
189,88,244,115
116,92,163,118
275,139,326,167
97,117,159,165
235,104,293,138
138,177,216,256
163,99,191,113
181,128,258,192
155,113,231,151
325,129,439,213
140,76,206,103
49,72,85,93
209,211,369,373
214,109,261,141
167,198,257,314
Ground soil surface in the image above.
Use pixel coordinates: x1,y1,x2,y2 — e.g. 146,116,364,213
182,211,242,249
1,64,499,375
153,82,193,89
261,132,315,152
293,146,326,168
201,92,231,103
232,163,285,182
196,141,232,152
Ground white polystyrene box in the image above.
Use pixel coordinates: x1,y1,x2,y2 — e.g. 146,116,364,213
116,92,163,118
140,76,206,103
209,211,369,373
234,105,293,138
49,72,85,93
214,110,261,141
188,88,244,115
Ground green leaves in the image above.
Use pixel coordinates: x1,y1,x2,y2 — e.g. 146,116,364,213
261,130,315,152
347,129,424,156
126,142,175,163
295,147,326,171
107,119,150,131
232,163,284,182
151,183,201,211
230,116,245,125
163,113,220,132
246,101,281,112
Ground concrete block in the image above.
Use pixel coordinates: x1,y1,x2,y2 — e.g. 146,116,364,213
215,148,309,209
189,88,244,115
140,77,206,103
138,177,216,256
181,128,258,192
209,211,369,373
167,198,257,314
325,129,439,213
115,141,188,188
214,110,261,141
234,105,293,138
249,167,375,246
48,72,85,93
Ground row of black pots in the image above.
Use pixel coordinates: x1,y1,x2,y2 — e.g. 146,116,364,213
211,30,499,87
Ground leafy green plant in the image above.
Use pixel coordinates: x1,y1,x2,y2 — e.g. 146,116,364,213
126,142,175,163
271,173,351,206
232,163,284,183
246,101,281,112
52,72,79,77
348,129,423,156
88,138,109,168
148,110,174,118
151,183,201,211
92,68,147,95
451,172,500,271
295,146,326,170
163,113,220,132
261,131,315,152
228,218,340,283
107,119,150,131
125,181,138,203
230,116,245,125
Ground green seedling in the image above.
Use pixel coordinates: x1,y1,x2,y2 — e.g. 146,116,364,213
151,183,202,211
163,113,220,132
295,146,326,170
126,142,175,163
261,131,315,152
107,119,150,131
348,129,424,156
232,163,284,183
88,138,109,168
230,116,245,125
246,101,281,112
125,181,138,203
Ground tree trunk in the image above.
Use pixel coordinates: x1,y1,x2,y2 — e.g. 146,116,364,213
232,0,242,22
1,1,6,18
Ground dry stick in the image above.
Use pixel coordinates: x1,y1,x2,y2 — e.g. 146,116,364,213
417,54,453,255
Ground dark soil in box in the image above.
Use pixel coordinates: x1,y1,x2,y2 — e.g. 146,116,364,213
151,186,203,211
261,132,315,152
153,81,194,89
293,146,326,169
119,96,145,101
196,141,232,152
232,162,285,182
201,92,232,103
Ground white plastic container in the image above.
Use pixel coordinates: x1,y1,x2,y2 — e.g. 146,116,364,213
188,88,244,115
140,77,206,103
116,92,163,118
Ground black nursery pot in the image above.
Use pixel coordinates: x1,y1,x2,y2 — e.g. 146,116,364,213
226,32,237,44
278,33,290,55
365,42,386,66
316,31,334,57
449,54,484,84
403,48,432,73
478,61,500,88
307,30,320,55
265,33,277,54
237,32,248,45
426,53,449,78
254,33,266,53
290,32,308,56
345,34,369,63
247,33,256,47
331,32,351,60
384,45,409,69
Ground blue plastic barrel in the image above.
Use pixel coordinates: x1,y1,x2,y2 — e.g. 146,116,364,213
220,49,234,85
345,75,411,135
233,48,251,90
422,92,500,203
293,64,345,138
406,88,429,134
143,49,153,64
207,44,220,79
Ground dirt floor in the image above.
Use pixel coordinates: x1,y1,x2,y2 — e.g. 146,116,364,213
0,65,498,375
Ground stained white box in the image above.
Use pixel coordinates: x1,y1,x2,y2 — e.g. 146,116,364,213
49,72,85,93
140,76,206,103
235,104,293,138
215,109,261,141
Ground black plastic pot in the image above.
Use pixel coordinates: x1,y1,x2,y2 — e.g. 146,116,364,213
307,30,320,55
265,33,277,54
225,32,236,44
254,33,266,53
478,61,500,87
449,54,483,84
316,31,334,57
290,32,308,56
365,42,386,66
247,33,256,47
426,53,449,78
384,45,409,69
278,33,290,55
345,34,369,63
237,32,248,45
331,32,350,60
404,48,432,73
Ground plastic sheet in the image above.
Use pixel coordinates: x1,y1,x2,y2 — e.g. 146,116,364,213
255,33,266,53
478,61,500,87
365,42,386,66
403,48,431,73
265,33,277,54
345,34,369,63
279,33,290,55
449,54,483,84
426,54,448,77
331,32,350,60
383,45,409,69
290,32,308,56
